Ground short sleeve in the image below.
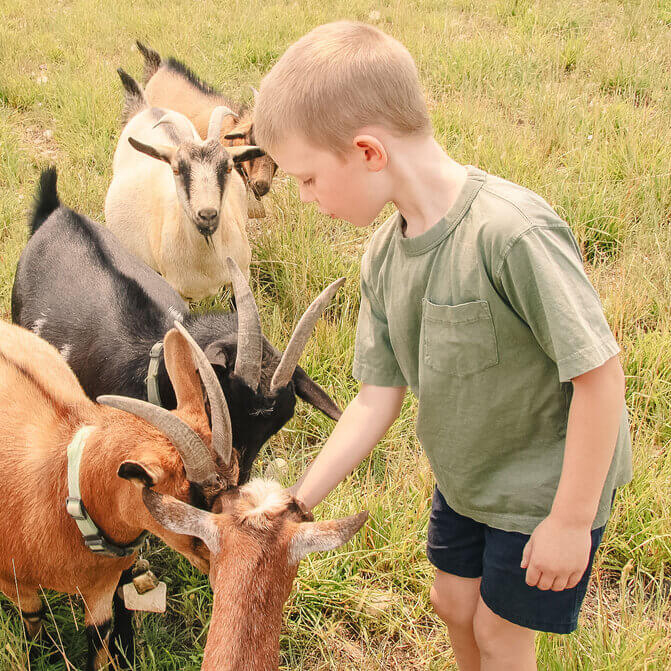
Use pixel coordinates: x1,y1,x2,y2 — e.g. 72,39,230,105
496,226,620,383
352,258,407,387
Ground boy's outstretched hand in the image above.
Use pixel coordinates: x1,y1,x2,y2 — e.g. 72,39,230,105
520,514,592,591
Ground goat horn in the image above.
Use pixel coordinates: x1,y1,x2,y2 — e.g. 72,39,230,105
152,111,191,137
172,321,234,466
207,106,238,142
97,395,220,491
270,277,345,393
226,257,263,391
250,86,260,100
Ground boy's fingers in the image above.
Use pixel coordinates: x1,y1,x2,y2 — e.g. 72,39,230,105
537,573,555,591
520,539,532,568
550,575,570,592
566,571,583,590
524,564,540,587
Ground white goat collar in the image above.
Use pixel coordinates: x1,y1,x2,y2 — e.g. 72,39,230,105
66,426,148,558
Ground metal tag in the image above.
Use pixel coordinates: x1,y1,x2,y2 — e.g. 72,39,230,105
122,580,167,613
132,569,159,594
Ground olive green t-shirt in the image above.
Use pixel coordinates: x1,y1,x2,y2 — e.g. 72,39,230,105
353,166,632,534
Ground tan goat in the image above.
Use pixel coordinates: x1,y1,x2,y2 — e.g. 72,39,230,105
137,41,277,207
0,319,238,669
142,480,367,671
0,319,367,669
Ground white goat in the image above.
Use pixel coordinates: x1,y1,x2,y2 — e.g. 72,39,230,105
105,69,264,300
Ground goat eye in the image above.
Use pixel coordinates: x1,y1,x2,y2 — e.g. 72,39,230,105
172,166,180,176
226,164,233,173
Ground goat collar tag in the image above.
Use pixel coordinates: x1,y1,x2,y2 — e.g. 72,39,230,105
146,341,164,407
66,426,149,558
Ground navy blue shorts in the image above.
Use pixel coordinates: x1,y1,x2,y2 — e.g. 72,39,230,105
426,487,607,634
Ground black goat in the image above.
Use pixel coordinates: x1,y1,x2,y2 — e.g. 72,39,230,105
12,169,342,485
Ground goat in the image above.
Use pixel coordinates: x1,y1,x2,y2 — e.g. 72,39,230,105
13,169,344,664
105,69,264,300
13,168,343,490
136,40,277,203
141,480,367,671
0,318,242,669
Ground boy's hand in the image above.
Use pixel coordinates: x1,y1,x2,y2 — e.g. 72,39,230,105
520,515,592,591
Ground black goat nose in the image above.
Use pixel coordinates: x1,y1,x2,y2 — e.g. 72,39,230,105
198,208,218,221
252,181,270,197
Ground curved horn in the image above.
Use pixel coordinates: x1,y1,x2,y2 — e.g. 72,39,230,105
270,277,345,393
172,321,233,466
226,257,263,391
207,106,238,142
152,111,192,134
97,395,220,490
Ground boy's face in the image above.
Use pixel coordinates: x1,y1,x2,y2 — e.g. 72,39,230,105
270,133,389,227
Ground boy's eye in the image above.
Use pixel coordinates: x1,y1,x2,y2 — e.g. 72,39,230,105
303,178,313,186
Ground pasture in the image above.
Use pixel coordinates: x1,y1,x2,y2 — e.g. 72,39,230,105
0,0,669,668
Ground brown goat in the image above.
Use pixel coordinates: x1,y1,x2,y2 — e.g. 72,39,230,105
142,480,367,671
0,319,237,669
137,41,277,206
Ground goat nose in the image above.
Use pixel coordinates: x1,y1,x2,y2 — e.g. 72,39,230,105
198,208,218,221
252,180,270,197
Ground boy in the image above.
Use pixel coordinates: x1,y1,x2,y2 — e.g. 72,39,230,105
254,21,631,670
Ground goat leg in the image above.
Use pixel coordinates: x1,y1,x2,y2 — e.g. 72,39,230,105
83,591,114,671
20,604,44,640
110,568,136,668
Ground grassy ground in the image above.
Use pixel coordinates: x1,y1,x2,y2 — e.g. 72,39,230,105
0,0,669,668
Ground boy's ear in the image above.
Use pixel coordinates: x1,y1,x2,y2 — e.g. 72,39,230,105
118,459,166,489
352,134,387,171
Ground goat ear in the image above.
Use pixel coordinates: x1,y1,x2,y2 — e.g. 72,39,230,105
203,340,229,369
287,511,368,565
223,131,247,140
128,136,176,164
142,488,219,553
229,145,266,163
293,366,342,421
163,328,207,414
118,460,164,489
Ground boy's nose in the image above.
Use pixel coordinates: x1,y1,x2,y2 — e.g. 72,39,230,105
298,184,314,204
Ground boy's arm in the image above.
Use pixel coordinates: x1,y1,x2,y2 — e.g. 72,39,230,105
521,354,625,591
288,382,406,511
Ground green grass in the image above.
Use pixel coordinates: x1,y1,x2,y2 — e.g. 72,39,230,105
1,0,670,668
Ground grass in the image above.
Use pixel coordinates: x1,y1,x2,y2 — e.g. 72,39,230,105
0,0,670,668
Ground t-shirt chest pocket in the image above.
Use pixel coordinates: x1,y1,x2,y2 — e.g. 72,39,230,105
421,298,499,377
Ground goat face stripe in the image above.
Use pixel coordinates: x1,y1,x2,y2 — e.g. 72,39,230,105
178,160,192,197
215,160,229,193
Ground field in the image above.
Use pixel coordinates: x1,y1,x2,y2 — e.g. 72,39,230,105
0,0,670,668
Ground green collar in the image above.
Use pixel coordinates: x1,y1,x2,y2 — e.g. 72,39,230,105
66,426,148,558
146,341,164,406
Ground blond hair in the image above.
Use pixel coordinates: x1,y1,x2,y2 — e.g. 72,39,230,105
254,21,432,155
